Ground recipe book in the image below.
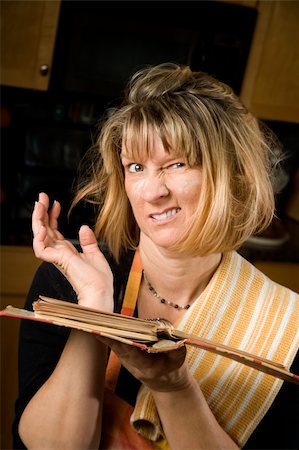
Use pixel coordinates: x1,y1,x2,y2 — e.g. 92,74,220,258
1,295,298,385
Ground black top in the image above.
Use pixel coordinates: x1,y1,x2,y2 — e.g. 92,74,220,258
12,248,299,449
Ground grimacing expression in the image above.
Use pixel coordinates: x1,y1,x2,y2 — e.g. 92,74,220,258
121,131,202,249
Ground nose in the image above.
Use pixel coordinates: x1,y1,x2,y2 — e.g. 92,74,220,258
140,173,170,202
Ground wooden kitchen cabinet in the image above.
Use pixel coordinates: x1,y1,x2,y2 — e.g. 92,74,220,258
0,0,61,90
1,0,297,118
240,0,299,123
0,246,40,450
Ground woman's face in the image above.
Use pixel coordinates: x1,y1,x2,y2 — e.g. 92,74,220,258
121,131,202,249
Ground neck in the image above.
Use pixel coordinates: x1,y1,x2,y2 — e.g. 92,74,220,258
139,234,222,306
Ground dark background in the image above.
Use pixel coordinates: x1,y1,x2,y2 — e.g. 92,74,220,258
1,0,298,262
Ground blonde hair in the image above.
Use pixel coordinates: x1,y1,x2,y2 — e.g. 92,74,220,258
72,63,277,261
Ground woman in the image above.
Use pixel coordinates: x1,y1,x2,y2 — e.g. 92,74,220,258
13,64,298,449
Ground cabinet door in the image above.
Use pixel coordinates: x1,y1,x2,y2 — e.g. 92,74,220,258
0,246,40,450
1,1,60,90
240,0,299,123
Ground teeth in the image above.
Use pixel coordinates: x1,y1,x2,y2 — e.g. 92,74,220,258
152,208,179,220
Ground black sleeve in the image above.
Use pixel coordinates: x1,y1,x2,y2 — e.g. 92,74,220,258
243,352,299,449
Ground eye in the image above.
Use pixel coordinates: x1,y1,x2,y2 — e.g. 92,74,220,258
128,163,144,173
167,162,186,169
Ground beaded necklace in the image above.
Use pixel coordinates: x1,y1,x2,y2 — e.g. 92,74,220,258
143,270,191,310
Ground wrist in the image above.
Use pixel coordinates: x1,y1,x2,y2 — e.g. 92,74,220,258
151,372,198,399
146,361,193,393
77,289,114,312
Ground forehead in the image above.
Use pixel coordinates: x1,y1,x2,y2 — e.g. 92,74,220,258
121,123,183,161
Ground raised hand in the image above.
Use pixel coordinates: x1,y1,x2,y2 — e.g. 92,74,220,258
32,192,114,312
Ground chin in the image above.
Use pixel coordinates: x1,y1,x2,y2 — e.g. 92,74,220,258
146,233,180,249
139,223,182,248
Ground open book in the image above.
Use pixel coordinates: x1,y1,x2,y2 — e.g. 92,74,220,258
1,295,298,385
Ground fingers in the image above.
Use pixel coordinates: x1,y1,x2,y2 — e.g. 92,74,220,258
49,200,61,231
32,193,64,240
32,200,46,236
79,225,99,253
32,224,55,261
37,193,62,233
32,193,50,234
37,192,50,210
33,223,47,247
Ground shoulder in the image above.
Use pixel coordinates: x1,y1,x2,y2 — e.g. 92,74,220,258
224,251,299,301
218,251,298,366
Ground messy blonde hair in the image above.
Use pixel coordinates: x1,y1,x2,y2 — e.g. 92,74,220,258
72,63,277,261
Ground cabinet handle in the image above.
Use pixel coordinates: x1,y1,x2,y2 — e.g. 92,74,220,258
40,64,49,76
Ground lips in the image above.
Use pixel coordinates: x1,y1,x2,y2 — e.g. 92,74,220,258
150,208,180,221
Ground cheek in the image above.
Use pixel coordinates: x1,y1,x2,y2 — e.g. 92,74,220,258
175,177,202,198
125,179,146,203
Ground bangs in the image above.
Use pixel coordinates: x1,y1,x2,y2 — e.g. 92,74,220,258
121,105,200,166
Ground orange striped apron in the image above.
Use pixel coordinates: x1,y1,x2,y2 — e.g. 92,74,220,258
100,249,167,449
